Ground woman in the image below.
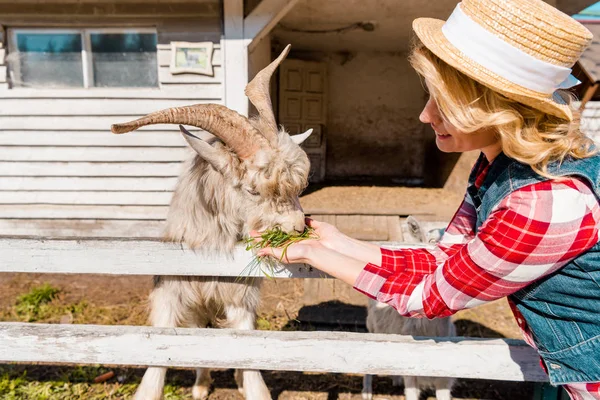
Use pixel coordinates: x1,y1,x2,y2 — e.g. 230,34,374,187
258,0,600,397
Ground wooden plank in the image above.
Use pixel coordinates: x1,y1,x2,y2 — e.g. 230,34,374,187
0,131,189,147
223,0,248,116
0,147,191,162
159,66,223,84
0,191,172,206
158,48,222,67
0,87,222,99
0,205,168,220
386,215,404,241
244,0,299,52
0,239,328,278
0,219,165,238
0,177,177,191
0,116,212,131
0,322,546,382
0,3,220,17
0,162,182,177
335,215,390,241
0,99,216,116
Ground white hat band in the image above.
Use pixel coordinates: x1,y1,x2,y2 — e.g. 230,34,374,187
441,3,580,94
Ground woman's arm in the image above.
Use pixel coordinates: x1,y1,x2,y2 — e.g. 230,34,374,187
355,178,600,318
265,178,600,319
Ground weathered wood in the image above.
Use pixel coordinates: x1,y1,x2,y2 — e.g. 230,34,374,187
0,87,222,99
0,205,169,220
0,3,220,17
0,191,172,206
0,146,190,162
579,82,600,111
334,215,390,241
0,99,215,116
245,0,299,52
0,239,327,278
0,177,178,191
386,215,404,241
223,0,248,116
0,0,217,3
0,322,547,382
0,219,165,238
0,131,188,147
0,116,209,131
0,162,182,177
158,47,222,67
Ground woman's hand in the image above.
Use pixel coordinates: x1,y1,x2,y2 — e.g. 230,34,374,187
256,235,324,264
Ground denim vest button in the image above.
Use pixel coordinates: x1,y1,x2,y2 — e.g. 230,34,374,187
549,363,562,370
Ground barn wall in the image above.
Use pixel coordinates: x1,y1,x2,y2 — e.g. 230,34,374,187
0,1,222,238
325,51,429,181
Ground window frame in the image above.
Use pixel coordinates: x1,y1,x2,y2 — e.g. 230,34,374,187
7,27,159,89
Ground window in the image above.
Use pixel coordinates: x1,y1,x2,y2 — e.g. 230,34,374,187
8,29,158,88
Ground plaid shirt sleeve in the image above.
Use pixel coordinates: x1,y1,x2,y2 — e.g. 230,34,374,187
354,177,600,318
380,192,478,274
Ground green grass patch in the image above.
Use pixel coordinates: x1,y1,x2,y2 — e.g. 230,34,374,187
14,284,61,322
243,227,317,278
0,365,192,400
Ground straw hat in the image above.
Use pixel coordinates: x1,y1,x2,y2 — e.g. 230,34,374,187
413,0,593,121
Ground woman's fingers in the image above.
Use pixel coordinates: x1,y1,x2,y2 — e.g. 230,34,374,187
257,246,285,260
305,217,319,228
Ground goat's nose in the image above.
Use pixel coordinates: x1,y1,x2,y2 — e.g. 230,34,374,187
293,212,306,233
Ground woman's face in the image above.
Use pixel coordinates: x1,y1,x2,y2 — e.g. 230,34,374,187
419,97,502,161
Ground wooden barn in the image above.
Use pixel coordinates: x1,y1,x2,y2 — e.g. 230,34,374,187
0,0,595,241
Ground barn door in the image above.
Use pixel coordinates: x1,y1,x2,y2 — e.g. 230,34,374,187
278,58,327,182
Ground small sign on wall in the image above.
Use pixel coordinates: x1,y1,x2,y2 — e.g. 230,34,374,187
170,41,213,76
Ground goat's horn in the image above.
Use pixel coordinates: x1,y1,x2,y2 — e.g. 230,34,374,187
111,103,265,159
245,44,291,146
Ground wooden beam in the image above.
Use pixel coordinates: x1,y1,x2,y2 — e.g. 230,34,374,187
223,0,248,116
244,0,299,52
0,238,424,277
0,322,547,382
579,81,599,111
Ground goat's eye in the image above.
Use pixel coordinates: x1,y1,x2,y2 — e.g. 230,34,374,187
245,188,260,197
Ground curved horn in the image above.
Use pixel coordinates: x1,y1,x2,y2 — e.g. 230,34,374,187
111,103,265,159
245,44,291,146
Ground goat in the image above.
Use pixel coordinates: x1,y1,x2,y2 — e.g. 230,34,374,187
111,45,311,400
362,218,455,400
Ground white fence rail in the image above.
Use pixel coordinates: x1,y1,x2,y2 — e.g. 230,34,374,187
0,323,546,382
0,237,547,384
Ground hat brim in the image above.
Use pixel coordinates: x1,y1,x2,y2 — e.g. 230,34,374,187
412,18,573,121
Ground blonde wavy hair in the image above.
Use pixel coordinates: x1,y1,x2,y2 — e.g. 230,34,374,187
409,43,596,178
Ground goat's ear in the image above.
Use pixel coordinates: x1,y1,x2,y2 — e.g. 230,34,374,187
290,128,313,145
179,125,226,172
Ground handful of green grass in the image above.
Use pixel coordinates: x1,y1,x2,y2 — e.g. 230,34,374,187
242,227,317,278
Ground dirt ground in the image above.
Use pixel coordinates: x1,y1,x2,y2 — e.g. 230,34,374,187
0,272,532,400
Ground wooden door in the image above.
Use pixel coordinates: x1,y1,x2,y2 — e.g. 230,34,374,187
278,59,327,182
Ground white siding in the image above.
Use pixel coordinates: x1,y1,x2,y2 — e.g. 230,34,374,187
581,101,600,143
0,1,222,238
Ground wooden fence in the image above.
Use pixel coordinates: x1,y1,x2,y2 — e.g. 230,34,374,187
0,237,560,398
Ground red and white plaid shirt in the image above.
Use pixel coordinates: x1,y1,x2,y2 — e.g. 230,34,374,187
353,157,600,398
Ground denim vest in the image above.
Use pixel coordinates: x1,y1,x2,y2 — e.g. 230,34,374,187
468,152,600,385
